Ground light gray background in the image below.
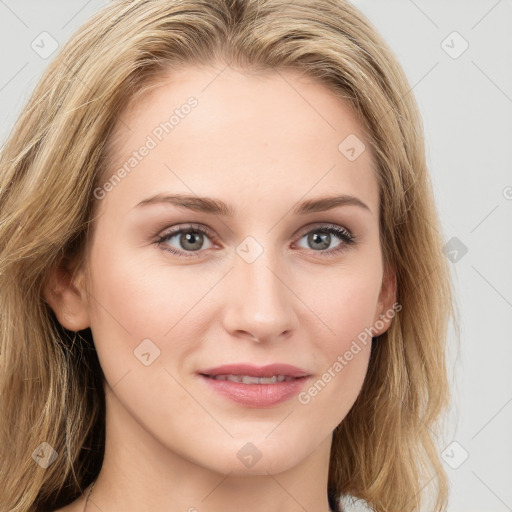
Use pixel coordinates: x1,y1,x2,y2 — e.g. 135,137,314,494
1,1,511,511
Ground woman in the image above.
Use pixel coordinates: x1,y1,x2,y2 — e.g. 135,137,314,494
0,1,458,511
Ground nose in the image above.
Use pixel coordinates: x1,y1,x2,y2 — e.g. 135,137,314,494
221,247,298,344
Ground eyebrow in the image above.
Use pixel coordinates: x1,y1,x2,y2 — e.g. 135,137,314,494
133,193,371,216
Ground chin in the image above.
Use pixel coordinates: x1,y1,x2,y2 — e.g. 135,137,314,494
191,431,316,476
207,452,302,477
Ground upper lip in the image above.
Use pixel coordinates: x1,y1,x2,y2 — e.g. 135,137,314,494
198,363,310,378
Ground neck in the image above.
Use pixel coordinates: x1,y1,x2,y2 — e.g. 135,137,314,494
85,388,335,512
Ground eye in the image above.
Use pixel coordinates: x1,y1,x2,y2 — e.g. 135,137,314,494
155,223,215,258
154,222,356,259
294,223,356,258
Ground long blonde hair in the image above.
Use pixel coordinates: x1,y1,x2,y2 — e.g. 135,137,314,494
0,1,459,510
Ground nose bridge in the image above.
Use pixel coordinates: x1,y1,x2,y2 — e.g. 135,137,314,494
224,234,297,340
236,237,287,309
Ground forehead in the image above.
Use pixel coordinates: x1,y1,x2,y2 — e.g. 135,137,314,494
98,65,379,219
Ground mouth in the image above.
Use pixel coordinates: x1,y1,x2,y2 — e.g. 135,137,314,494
200,373,307,384
198,363,310,379
197,363,311,407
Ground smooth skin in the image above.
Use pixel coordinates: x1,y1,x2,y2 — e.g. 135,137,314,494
46,64,396,512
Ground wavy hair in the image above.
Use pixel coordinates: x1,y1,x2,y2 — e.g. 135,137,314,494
0,1,459,510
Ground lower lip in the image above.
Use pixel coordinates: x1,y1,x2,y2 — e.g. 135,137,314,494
199,375,310,407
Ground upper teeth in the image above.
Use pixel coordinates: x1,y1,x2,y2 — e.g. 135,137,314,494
210,375,296,384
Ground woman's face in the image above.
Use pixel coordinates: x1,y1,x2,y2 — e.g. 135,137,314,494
56,65,396,477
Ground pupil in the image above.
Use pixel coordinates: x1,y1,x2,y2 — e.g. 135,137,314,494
310,232,330,250
182,231,203,251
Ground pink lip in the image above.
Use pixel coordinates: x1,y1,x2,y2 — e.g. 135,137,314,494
198,363,310,378
197,363,311,408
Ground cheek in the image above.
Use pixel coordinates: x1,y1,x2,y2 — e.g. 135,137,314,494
85,243,215,379
84,245,169,377
87,241,202,334
310,266,382,346
300,269,379,407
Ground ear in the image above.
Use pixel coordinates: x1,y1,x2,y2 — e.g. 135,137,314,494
43,262,90,332
372,265,398,337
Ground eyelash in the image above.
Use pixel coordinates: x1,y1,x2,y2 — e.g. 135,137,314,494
153,222,356,259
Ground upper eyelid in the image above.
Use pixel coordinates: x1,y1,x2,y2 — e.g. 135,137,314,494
157,222,354,243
